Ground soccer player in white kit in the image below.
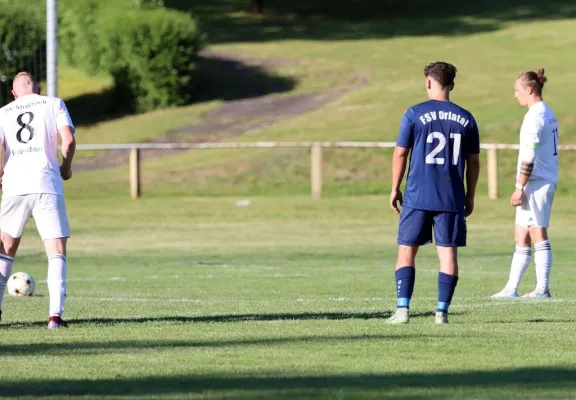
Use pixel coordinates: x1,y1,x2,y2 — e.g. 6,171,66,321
0,72,76,328
492,68,558,298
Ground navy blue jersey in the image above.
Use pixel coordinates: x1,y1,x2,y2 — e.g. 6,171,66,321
396,100,480,212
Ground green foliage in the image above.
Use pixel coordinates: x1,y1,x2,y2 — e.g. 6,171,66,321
0,4,45,105
96,9,203,112
0,6,45,75
59,0,202,112
58,0,166,74
58,0,103,73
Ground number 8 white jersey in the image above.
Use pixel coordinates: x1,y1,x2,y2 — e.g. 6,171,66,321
0,94,75,196
517,101,559,186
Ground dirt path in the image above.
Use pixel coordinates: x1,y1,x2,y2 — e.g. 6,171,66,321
75,51,370,172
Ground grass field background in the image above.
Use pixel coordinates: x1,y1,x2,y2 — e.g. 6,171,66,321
1,195,576,399
44,0,576,199
2,0,576,398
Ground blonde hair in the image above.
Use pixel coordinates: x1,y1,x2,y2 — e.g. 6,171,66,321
517,68,547,95
13,71,34,80
12,71,39,94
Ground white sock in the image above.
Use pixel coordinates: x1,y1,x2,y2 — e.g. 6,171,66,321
0,254,15,310
534,241,552,292
48,254,67,317
505,246,531,290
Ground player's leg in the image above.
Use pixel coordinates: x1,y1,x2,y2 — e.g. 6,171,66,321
525,227,551,297
0,195,31,321
33,194,71,328
386,207,432,324
523,181,554,298
433,211,466,324
391,245,419,318
491,224,531,298
435,246,458,323
0,242,15,323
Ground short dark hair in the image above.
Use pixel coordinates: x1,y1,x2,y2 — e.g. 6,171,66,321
424,62,457,88
517,68,547,95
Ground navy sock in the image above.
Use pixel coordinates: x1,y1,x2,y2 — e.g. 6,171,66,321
437,272,459,313
395,266,415,309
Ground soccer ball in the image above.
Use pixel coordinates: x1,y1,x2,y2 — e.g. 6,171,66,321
7,272,35,296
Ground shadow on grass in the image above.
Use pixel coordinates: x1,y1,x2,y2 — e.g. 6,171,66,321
65,53,297,127
1,310,444,328
193,52,297,103
64,86,128,127
169,0,576,44
1,368,575,398
0,333,448,356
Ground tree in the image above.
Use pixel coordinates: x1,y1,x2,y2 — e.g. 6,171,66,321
249,0,263,13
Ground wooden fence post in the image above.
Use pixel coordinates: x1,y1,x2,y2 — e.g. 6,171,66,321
130,148,141,199
311,143,322,199
487,147,498,200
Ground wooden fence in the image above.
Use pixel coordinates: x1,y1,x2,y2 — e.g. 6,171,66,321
74,142,573,199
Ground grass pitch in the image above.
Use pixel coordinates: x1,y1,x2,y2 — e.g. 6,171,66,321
1,195,575,399
2,2,576,398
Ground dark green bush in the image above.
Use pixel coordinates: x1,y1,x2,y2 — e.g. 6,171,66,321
59,0,167,74
59,0,104,73
59,0,202,112
96,8,203,112
1,1,202,112
0,4,45,106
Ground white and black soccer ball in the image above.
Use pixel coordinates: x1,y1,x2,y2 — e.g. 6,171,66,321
7,272,35,296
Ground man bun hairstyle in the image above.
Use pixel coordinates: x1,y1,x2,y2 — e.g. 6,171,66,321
518,68,547,94
424,61,457,89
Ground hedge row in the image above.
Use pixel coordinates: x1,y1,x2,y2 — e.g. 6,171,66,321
60,0,203,112
58,0,166,73
0,4,45,106
1,0,203,112
97,9,204,112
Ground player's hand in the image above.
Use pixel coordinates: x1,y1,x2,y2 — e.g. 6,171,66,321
390,190,403,214
464,196,474,217
510,189,524,207
60,166,72,181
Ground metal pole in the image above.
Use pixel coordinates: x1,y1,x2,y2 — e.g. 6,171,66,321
46,0,57,97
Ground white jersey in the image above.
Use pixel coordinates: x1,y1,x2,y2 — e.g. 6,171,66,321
517,101,559,186
0,94,74,196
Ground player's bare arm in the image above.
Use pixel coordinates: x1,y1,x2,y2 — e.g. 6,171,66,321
59,125,76,181
390,146,409,214
465,153,480,216
511,143,536,207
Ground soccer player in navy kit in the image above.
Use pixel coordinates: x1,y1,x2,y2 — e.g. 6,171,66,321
387,62,481,324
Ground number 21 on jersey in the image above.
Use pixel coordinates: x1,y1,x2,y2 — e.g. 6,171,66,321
425,132,461,165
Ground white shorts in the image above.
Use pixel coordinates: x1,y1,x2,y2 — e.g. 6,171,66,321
0,194,70,240
515,179,555,228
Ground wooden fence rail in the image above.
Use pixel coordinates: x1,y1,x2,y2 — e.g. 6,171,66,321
73,142,571,199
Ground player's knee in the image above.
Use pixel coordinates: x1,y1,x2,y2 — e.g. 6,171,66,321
44,238,67,258
396,245,418,267
514,237,531,247
0,236,20,257
437,246,458,273
514,226,531,247
529,227,548,243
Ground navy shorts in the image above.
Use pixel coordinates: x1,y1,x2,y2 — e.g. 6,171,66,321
397,207,467,247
